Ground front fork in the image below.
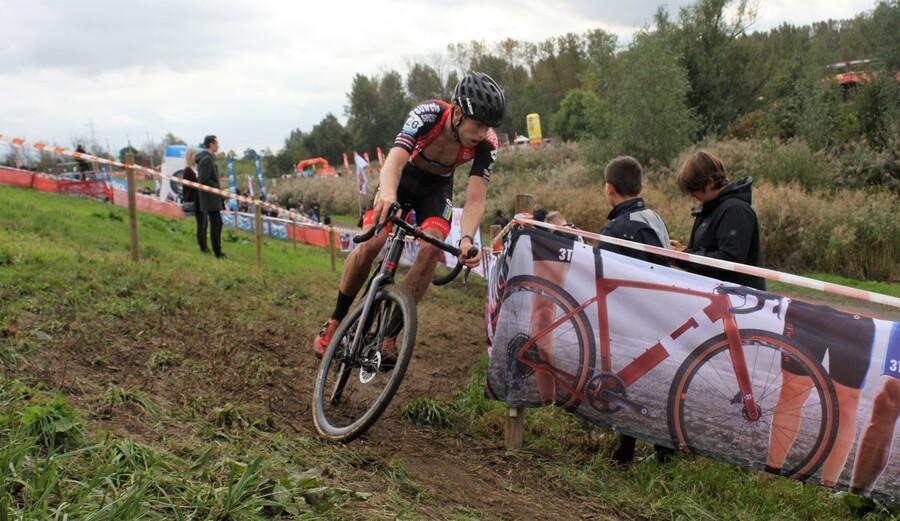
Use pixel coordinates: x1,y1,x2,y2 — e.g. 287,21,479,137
350,235,404,357
723,316,761,421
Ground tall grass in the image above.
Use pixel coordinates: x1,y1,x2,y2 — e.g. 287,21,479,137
476,138,899,281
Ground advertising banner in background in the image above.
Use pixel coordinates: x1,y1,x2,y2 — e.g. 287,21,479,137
486,226,899,502
226,153,238,211
251,150,267,201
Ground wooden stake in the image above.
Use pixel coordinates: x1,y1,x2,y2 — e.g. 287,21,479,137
125,152,139,262
515,193,533,217
504,193,535,449
329,226,337,272
490,224,501,255
255,205,263,268
505,406,525,450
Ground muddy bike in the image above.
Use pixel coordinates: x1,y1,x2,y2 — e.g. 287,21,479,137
497,274,839,480
312,203,476,443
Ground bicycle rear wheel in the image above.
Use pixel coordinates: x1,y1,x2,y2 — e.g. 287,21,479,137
312,284,417,442
489,275,595,411
668,329,838,481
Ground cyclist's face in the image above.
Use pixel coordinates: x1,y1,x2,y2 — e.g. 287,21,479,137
457,117,489,147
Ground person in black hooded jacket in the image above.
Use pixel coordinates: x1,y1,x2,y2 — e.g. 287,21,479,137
669,150,765,290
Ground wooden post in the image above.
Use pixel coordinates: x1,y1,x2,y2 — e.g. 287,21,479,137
515,193,534,218
125,153,139,262
291,219,297,252
490,224,501,255
329,226,337,272
505,406,526,450
504,193,535,450
255,205,263,268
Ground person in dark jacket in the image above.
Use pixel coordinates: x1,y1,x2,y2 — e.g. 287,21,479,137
599,156,671,268
670,150,765,290
75,144,92,179
196,135,226,259
182,147,209,254
598,155,675,464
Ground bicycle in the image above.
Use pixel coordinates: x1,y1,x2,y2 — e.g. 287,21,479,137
312,203,476,442
491,255,839,481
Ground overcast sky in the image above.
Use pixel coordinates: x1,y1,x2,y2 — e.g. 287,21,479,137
0,0,878,159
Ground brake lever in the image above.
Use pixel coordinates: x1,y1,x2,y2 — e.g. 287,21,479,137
461,246,478,285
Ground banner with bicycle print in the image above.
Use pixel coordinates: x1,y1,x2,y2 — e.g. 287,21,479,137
485,226,900,502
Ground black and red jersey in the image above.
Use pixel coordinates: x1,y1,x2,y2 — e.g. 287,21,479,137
393,100,498,181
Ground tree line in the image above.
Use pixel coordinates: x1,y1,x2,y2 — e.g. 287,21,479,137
267,0,898,182
5,0,895,186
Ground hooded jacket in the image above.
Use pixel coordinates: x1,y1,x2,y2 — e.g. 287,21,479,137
684,177,765,290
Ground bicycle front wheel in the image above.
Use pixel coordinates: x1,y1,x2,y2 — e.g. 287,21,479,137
312,284,417,443
668,329,838,481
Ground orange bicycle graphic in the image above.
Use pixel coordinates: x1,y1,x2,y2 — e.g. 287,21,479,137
491,272,839,480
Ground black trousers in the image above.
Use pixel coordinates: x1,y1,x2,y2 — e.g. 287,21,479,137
195,209,208,252
206,211,223,256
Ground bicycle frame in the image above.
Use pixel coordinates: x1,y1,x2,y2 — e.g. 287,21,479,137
517,276,766,421
346,224,410,359
344,207,466,361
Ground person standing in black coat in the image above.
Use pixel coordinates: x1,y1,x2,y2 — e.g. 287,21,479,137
196,135,226,259
670,150,765,290
182,147,209,254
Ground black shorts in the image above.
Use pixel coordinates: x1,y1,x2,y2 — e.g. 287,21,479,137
371,164,453,229
782,300,875,389
531,227,576,263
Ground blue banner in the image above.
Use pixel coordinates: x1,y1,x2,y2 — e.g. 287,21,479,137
237,214,254,232
251,150,267,201
226,154,238,211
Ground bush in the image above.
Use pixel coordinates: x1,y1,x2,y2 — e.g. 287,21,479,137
829,136,900,192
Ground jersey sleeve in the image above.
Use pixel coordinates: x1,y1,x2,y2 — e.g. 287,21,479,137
468,128,499,181
393,101,445,154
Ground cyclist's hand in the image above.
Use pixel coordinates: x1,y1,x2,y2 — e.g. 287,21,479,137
458,241,482,268
669,239,686,252
372,195,397,228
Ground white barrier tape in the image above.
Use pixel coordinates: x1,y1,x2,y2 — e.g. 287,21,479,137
0,133,363,237
502,218,900,309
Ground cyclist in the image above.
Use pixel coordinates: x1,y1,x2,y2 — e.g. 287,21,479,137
850,322,900,496
526,210,580,404
313,71,505,360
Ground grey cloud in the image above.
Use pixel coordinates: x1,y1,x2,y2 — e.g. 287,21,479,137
1,1,258,75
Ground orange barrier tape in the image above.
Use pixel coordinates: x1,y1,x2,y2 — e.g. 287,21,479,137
0,132,363,236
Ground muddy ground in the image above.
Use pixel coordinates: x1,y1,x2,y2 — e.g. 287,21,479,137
6,278,898,520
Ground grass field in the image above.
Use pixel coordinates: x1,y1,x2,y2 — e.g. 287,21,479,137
0,184,897,519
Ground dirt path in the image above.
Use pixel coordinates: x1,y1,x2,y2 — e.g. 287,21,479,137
11,275,898,520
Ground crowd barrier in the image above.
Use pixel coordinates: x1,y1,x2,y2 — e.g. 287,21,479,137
2,155,487,274
487,222,900,503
